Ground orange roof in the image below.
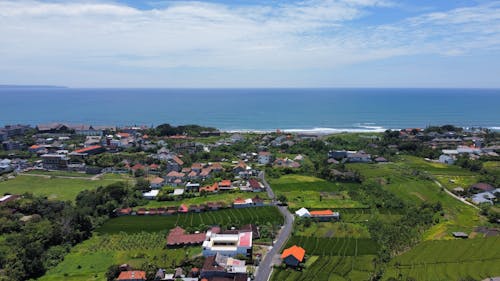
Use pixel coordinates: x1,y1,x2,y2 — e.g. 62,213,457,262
117,271,146,280
74,145,103,154
29,144,41,149
234,198,245,204
219,180,231,187
150,177,165,184
281,245,305,261
117,132,130,138
310,210,334,216
200,183,218,192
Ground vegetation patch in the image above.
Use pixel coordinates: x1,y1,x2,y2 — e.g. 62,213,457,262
383,237,500,281
98,206,284,234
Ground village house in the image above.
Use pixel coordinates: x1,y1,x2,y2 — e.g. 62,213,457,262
273,157,301,168
41,153,69,170
281,245,306,267
202,228,253,257
200,253,248,280
233,198,254,208
36,123,70,133
165,171,186,185
0,194,20,206
258,151,272,165
166,226,209,248
295,207,311,218
346,151,372,163
186,182,200,192
218,180,233,191
116,270,147,281
310,209,340,221
248,178,263,192
68,124,105,136
200,183,219,193
142,189,159,200
150,177,166,189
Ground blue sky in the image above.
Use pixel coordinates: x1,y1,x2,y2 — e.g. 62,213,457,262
1,0,500,87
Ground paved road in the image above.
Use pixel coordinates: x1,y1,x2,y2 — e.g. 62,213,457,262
255,171,294,281
434,180,479,210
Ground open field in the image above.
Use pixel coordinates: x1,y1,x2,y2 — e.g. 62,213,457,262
284,236,378,256
0,173,132,201
25,170,96,178
269,175,366,208
98,206,284,234
383,237,500,281
139,191,269,208
39,232,199,281
347,158,485,239
271,255,376,281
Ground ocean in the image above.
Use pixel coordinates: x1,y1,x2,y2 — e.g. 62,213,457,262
1,88,499,133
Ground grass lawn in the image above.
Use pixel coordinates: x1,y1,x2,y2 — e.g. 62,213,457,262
139,191,269,208
0,173,132,201
39,232,199,281
383,237,500,281
25,170,95,178
269,174,366,209
347,157,485,240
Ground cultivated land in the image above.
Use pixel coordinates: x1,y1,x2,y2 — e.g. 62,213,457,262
347,156,485,239
0,173,132,201
139,191,270,208
383,237,500,281
39,232,200,281
268,175,367,209
98,206,284,234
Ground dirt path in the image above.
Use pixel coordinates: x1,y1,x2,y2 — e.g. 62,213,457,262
434,180,479,210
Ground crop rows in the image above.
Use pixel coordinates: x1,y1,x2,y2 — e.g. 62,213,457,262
98,206,284,234
285,236,379,256
383,237,500,281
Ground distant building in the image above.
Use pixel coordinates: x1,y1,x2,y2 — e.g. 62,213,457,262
116,271,146,281
166,226,208,248
258,151,272,165
295,207,311,218
439,155,455,165
309,210,340,221
41,153,69,170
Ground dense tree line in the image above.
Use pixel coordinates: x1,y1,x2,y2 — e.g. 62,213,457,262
149,123,217,137
0,182,144,281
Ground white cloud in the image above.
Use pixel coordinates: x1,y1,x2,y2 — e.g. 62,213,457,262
0,0,499,86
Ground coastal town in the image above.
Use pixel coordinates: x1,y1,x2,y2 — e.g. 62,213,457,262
0,123,499,281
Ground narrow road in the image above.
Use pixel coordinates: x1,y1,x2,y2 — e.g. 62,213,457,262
434,180,479,210
255,171,294,281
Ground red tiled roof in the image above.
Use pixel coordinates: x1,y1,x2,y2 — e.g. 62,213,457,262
166,226,206,246
234,198,245,204
173,155,184,165
310,210,334,216
131,163,145,171
117,132,130,138
74,145,103,154
249,179,261,189
219,180,231,187
281,245,305,262
117,271,146,281
149,163,159,169
200,183,218,192
150,177,165,184
178,204,188,213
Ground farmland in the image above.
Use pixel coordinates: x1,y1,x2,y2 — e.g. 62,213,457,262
284,236,379,256
0,173,132,201
271,255,377,281
346,158,484,239
383,237,500,281
269,175,366,209
98,206,284,234
139,191,269,208
39,232,199,281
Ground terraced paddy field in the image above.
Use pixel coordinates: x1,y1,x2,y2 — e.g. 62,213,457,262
39,232,198,281
284,236,379,256
383,237,500,281
347,159,485,239
271,255,376,281
98,206,284,234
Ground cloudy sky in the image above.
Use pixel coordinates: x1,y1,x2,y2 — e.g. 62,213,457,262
1,0,500,88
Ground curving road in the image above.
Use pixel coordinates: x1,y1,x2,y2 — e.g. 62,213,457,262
255,171,294,281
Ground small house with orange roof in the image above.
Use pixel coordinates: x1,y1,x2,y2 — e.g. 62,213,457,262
116,270,146,281
150,177,165,189
218,180,233,190
200,182,218,193
178,204,189,213
309,209,340,221
281,245,306,267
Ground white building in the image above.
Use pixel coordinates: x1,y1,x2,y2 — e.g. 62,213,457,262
258,151,272,165
295,207,311,218
439,155,455,165
202,230,252,257
143,189,160,200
